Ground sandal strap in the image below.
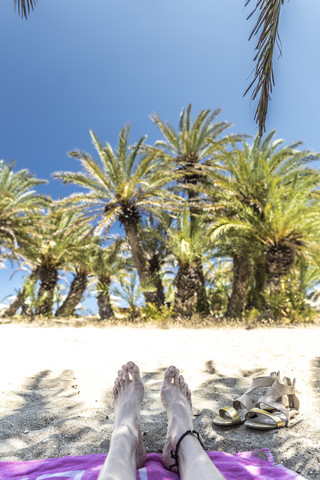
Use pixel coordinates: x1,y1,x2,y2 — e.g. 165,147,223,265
248,407,286,428
233,372,279,412
233,395,254,412
219,406,242,423
255,378,299,421
259,379,296,409
169,430,205,472
256,399,289,419
244,373,280,394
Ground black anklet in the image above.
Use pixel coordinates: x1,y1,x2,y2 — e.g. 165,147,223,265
169,429,205,471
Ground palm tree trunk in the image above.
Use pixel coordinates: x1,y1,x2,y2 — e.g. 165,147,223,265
55,271,88,318
246,262,266,311
35,265,58,317
174,261,197,317
226,255,252,318
1,268,39,317
265,243,295,294
148,254,165,306
188,189,209,313
194,259,209,313
124,220,163,306
97,277,114,320
21,303,33,318
2,288,27,317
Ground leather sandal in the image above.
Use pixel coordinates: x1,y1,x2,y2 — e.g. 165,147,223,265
245,377,300,429
212,371,280,426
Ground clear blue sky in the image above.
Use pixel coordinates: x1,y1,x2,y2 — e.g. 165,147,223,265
1,0,320,309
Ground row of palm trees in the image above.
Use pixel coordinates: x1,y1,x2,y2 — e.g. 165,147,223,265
1,105,320,320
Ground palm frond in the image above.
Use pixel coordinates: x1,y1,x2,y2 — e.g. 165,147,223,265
150,112,180,150
126,134,148,180
14,0,38,19
245,0,286,136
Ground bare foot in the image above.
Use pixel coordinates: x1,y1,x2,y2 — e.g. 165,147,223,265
113,361,146,469
161,365,193,471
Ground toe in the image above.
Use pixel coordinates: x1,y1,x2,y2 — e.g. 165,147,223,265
127,361,142,382
118,369,125,386
187,388,192,402
122,364,129,381
114,378,121,393
163,365,177,385
179,375,185,387
173,369,180,385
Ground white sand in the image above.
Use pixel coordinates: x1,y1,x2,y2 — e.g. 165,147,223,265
0,323,319,479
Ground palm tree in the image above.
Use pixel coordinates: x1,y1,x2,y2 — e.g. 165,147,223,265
215,180,320,319
55,233,98,318
138,214,171,306
0,159,48,260
1,266,39,317
54,125,174,306
89,239,127,320
55,269,89,317
211,133,320,316
258,181,320,293
19,204,94,317
149,105,237,311
166,205,211,317
111,271,144,320
212,230,256,318
245,0,287,136
149,104,234,207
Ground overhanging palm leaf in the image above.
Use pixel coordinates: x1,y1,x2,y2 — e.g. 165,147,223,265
245,0,286,136
14,0,37,19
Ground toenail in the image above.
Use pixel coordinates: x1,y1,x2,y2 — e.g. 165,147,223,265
170,366,176,372
127,361,133,368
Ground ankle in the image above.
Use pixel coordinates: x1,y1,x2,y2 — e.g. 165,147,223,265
112,423,139,445
169,420,194,445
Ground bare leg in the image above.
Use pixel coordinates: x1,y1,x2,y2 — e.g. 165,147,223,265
161,366,225,480
98,361,146,480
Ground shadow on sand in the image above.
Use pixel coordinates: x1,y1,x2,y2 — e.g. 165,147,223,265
0,363,319,478
0,369,112,460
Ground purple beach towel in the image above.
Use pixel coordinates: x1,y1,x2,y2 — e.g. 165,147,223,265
0,449,305,480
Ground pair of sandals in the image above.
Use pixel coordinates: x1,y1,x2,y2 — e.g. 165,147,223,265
213,371,300,430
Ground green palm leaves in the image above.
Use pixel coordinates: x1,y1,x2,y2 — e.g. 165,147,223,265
17,203,95,317
0,159,47,256
54,125,174,306
3,105,320,321
149,105,234,199
211,133,320,317
55,125,172,232
213,132,320,250
167,204,207,266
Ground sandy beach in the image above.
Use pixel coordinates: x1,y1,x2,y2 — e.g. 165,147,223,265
0,322,319,479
